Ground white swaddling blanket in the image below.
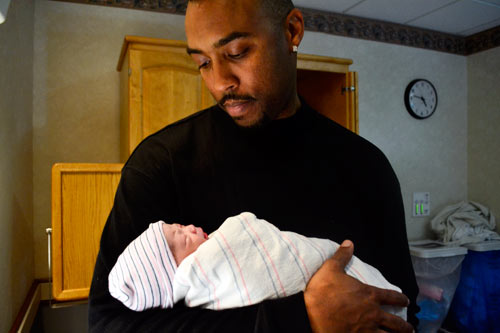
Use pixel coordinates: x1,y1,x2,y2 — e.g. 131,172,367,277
109,212,406,319
174,212,406,319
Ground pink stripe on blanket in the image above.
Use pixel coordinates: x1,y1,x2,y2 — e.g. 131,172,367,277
350,265,368,284
243,215,287,297
218,232,252,305
194,257,220,310
280,233,312,280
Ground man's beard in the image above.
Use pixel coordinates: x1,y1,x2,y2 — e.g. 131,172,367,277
233,111,272,129
218,93,272,129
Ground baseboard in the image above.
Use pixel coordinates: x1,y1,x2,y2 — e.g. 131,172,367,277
9,280,89,332
9,280,43,333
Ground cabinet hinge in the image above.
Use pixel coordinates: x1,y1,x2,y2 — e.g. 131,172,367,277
342,86,356,94
128,68,132,76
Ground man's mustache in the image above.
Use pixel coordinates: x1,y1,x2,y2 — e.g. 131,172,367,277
219,94,256,106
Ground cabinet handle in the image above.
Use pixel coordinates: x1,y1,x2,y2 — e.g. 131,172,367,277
46,227,53,302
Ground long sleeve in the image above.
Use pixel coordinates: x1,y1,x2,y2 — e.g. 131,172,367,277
88,160,312,332
356,147,420,326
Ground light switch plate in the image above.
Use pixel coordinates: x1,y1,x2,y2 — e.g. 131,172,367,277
413,192,430,217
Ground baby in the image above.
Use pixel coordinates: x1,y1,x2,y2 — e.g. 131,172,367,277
109,212,406,319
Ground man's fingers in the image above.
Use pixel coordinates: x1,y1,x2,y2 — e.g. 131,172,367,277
379,312,414,333
329,240,354,271
374,287,410,307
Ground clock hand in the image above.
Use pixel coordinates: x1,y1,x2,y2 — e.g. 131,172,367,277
421,97,427,107
414,95,428,107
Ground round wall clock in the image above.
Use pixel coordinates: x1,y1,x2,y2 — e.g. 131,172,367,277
404,79,438,119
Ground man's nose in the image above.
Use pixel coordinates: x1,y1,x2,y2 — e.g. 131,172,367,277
211,60,238,94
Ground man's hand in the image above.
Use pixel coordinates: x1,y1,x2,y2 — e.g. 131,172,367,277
304,240,414,333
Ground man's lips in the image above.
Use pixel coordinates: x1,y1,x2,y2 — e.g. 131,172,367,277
223,100,253,116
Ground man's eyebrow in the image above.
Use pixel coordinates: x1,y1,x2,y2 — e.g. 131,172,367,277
186,47,202,55
186,31,251,55
213,31,251,48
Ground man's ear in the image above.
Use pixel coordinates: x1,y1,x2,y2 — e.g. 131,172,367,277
285,8,304,52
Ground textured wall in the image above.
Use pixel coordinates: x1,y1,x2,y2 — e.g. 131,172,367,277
468,47,500,232
33,1,470,279
0,0,35,330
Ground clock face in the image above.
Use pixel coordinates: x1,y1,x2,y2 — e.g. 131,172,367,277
404,79,438,119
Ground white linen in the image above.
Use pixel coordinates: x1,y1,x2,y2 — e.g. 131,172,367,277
431,201,499,245
174,212,406,319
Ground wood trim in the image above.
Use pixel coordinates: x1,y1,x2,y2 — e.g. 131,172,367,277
117,36,188,71
347,71,359,134
52,0,499,55
9,279,48,333
297,53,351,73
298,53,352,66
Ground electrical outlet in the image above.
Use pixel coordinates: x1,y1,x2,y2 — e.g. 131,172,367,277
413,192,430,217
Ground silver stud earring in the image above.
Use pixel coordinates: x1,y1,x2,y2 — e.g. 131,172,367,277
292,45,298,53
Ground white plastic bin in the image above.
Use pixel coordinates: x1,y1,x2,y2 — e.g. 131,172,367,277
409,240,467,333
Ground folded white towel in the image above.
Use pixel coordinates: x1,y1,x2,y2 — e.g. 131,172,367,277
431,201,499,245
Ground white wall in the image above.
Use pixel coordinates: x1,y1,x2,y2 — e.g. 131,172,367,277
468,47,500,232
0,0,35,331
32,0,472,279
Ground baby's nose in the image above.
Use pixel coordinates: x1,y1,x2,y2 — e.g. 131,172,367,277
185,224,196,233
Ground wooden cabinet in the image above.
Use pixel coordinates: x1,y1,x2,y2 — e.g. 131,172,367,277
118,36,358,162
51,163,123,301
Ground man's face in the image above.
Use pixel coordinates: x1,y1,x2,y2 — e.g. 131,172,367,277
185,0,296,127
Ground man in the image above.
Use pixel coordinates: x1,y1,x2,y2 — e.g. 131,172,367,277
89,0,419,331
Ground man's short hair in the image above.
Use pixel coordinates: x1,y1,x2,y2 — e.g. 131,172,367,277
188,0,295,28
260,0,295,26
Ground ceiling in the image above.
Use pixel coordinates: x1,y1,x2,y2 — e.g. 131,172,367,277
293,0,500,36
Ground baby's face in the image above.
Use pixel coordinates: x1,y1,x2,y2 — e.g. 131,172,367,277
163,223,208,266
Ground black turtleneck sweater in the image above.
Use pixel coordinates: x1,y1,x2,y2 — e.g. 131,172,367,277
89,102,419,332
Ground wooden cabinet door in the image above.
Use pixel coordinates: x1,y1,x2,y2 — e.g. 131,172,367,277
142,65,213,138
119,37,215,160
297,70,358,134
297,53,358,134
51,163,123,301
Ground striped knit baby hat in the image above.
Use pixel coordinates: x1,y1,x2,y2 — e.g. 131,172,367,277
108,221,178,311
